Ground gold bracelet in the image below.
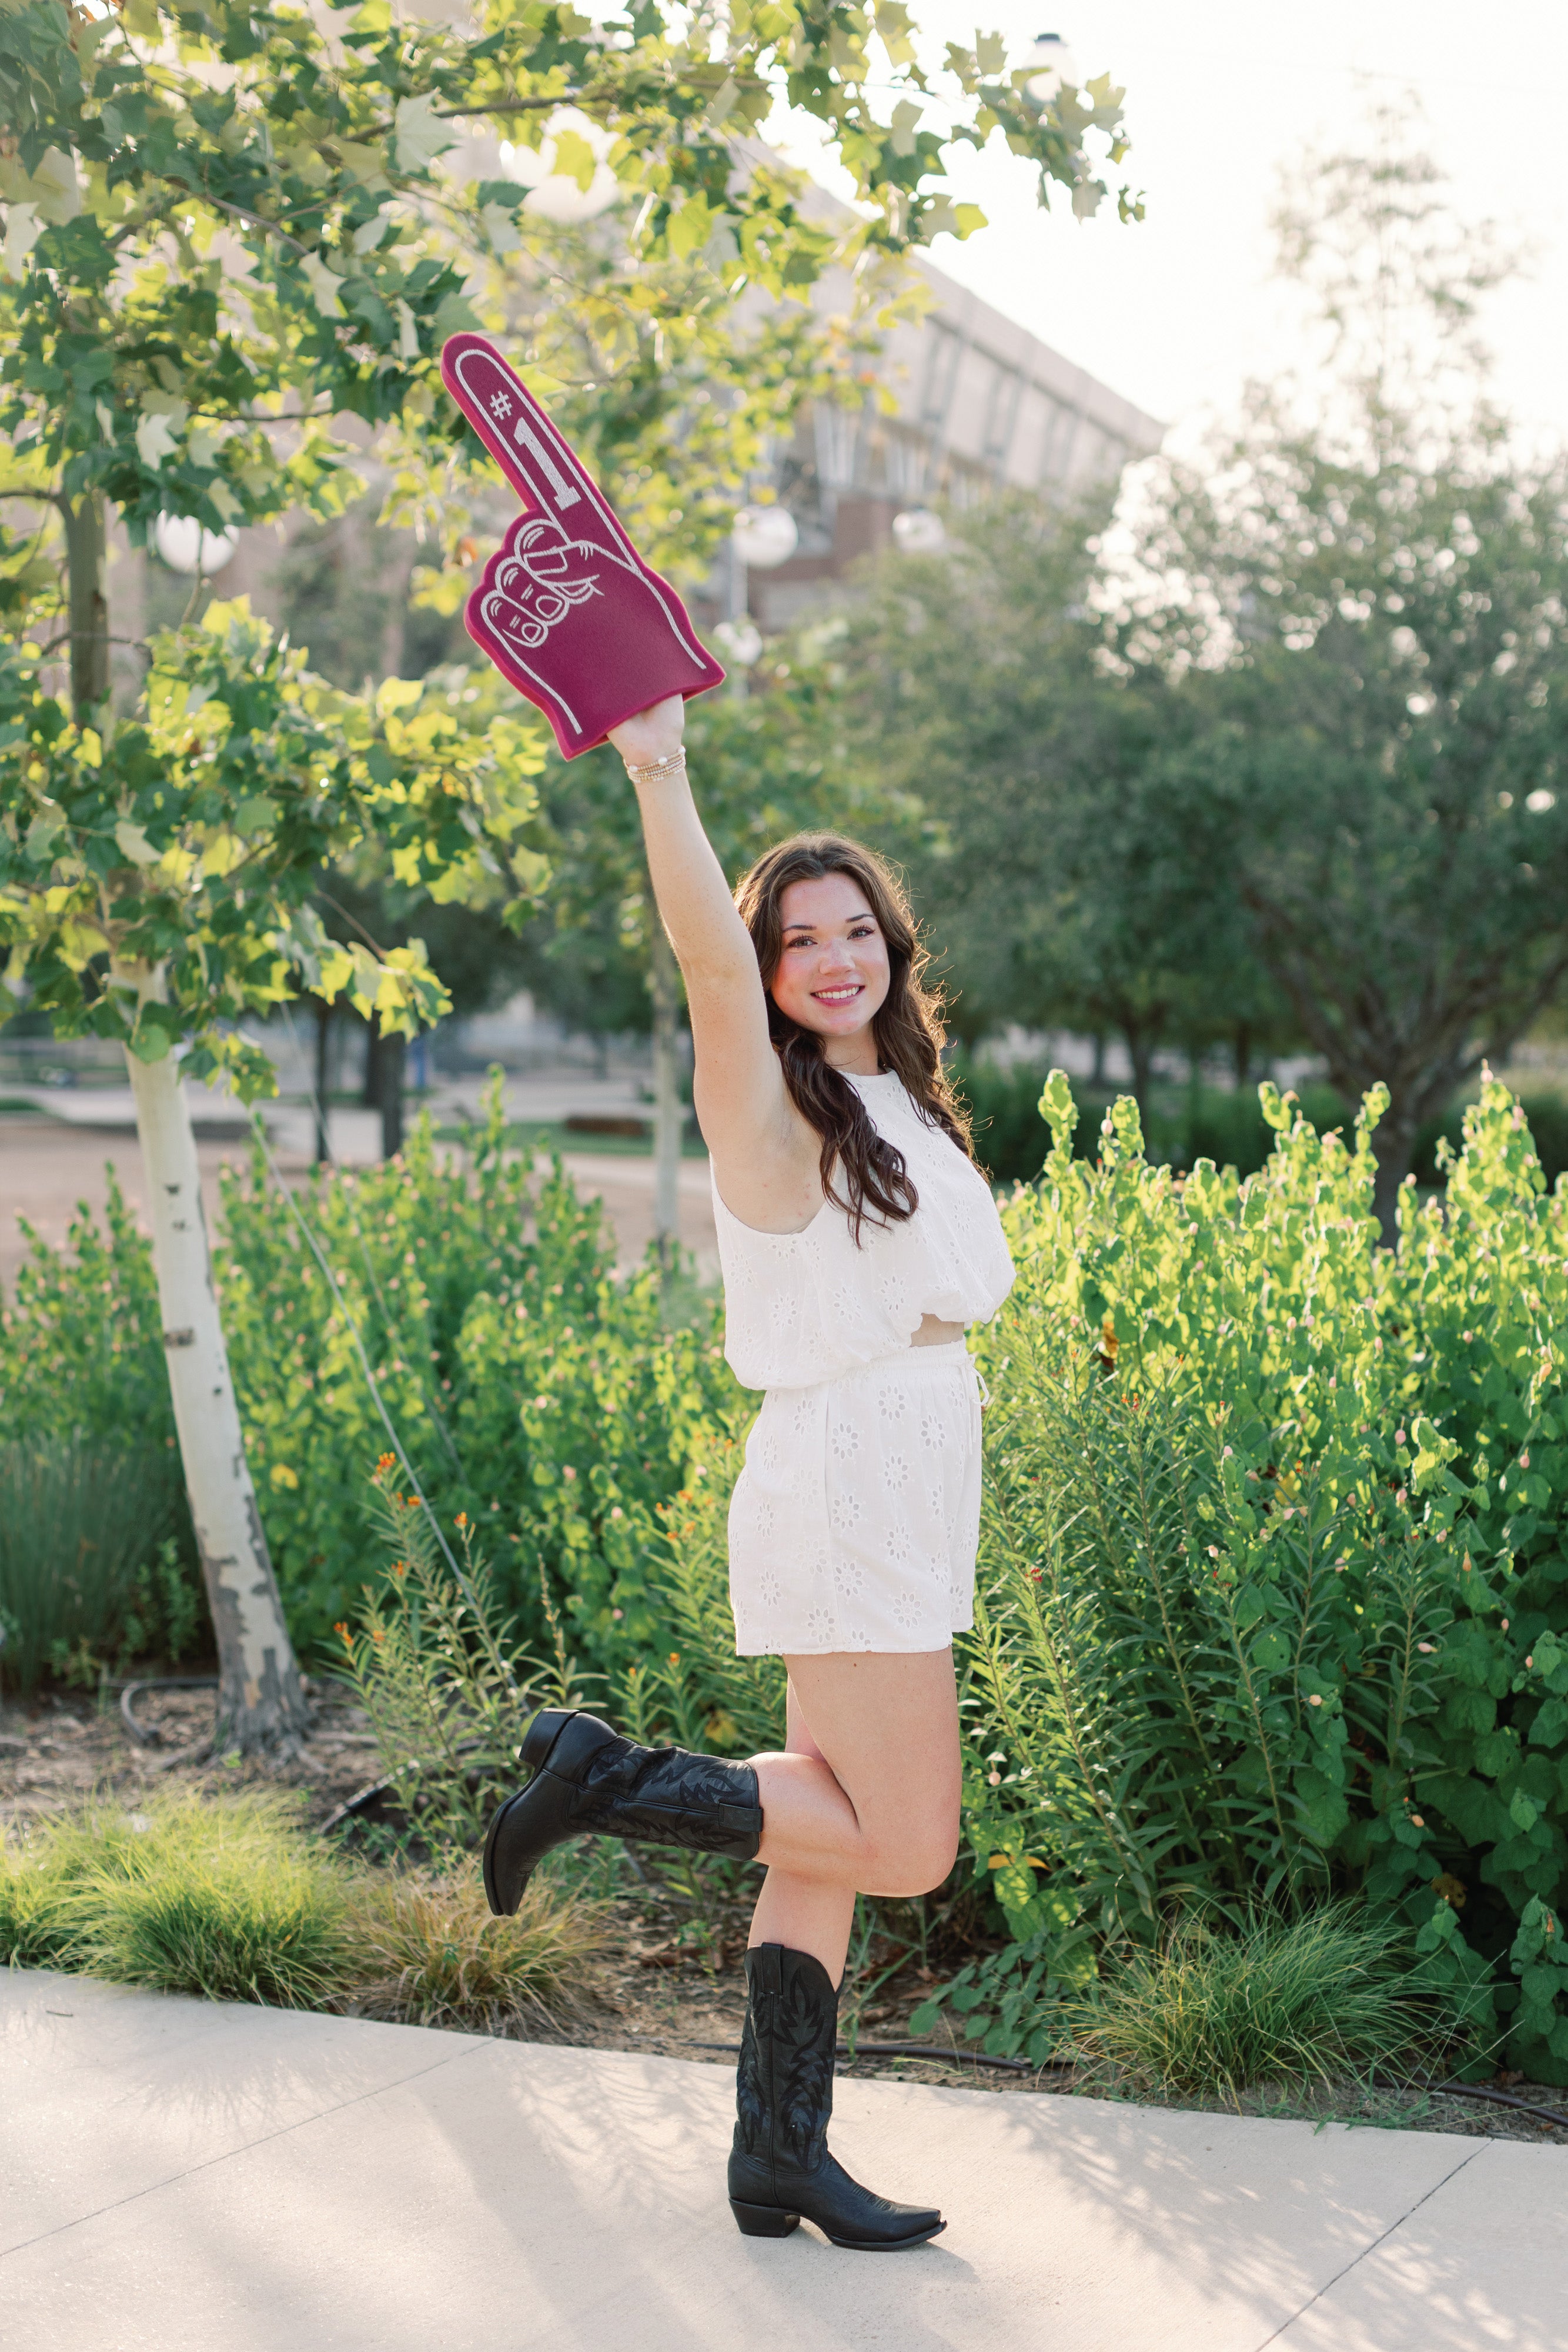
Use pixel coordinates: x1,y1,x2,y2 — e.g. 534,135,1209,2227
622,747,688,786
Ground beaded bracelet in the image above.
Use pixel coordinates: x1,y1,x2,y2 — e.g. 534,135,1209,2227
622,747,688,787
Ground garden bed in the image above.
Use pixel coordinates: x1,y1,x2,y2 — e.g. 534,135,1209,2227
5,1692,1564,2150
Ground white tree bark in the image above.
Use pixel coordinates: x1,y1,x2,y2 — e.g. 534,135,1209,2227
648,921,684,1268
119,968,307,1750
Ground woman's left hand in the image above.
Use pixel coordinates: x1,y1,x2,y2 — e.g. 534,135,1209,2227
609,694,686,771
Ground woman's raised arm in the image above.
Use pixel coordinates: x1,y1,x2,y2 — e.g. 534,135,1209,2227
607,696,790,1175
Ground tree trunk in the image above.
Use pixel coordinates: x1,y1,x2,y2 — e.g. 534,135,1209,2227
313,998,333,1167
1233,1023,1252,1090
62,489,110,716
118,969,307,1753
361,1009,382,1107
648,921,684,1269
379,1030,406,1158
361,1011,406,1157
1125,1027,1155,1124
1091,1031,1106,1087
1370,1104,1420,1247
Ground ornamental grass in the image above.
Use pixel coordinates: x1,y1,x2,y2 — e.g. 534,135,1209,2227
0,1789,603,2030
343,1866,607,2034
1072,1906,1429,2103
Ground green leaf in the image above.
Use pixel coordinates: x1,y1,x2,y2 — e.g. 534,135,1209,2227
233,794,280,837
113,819,160,867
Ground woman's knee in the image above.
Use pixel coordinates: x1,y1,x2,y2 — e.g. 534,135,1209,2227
861,1819,961,1899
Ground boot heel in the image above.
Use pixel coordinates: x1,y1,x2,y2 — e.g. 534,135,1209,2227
730,2200,800,2239
520,1708,573,1772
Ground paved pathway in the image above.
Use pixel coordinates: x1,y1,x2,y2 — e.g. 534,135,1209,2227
2,1969,1560,2350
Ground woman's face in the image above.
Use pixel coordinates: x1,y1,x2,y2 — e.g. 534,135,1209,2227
770,873,892,1042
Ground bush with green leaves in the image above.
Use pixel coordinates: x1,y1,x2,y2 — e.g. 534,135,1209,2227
0,1183,205,1685
921,1071,1568,2079
0,1076,739,1679
337,1428,784,1845
215,1077,739,1663
950,1051,1568,1194
332,1461,541,1850
0,1439,194,1691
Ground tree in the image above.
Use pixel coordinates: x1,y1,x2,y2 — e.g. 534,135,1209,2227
0,0,1138,1737
1156,450,1568,1230
1127,111,1568,1230
0,608,540,1740
834,497,1279,1105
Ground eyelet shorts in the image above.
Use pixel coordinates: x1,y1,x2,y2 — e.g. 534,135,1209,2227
727,1341,984,1656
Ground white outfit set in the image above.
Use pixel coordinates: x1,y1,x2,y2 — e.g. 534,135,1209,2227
711,1072,1015,1656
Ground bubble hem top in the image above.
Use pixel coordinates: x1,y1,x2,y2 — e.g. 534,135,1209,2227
710,1071,1016,1393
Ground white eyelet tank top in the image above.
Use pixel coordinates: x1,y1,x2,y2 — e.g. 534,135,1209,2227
710,1071,1015,1392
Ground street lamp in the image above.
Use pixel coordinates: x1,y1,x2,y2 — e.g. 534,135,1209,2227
1024,31,1081,103
714,618,763,667
723,509,794,696
153,513,238,576
892,508,945,554
499,109,620,224
730,506,799,569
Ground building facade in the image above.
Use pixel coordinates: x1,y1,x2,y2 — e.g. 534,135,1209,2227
738,252,1164,632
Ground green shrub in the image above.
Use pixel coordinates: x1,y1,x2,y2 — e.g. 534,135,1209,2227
945,1070,1568,2079
0,1174,175,1447
215,1074,740,1664
614,1426,786,1762
950,1051,1568,1194
1071,1906,1429,2101
333,1461,543,1847
0,1181,206,1685
0,1803,141,1969
1,1792,341,2001
0,1436,195,1690
337,1429,784,1852
0,1076,739,1677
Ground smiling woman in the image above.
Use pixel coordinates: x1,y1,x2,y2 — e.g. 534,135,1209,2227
479,693,1015,2253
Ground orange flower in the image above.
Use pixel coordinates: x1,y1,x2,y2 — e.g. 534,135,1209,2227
376,1452,396,1472
455,1511,469,1528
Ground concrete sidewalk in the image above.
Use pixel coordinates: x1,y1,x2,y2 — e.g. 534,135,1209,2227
1,1970,1559,2352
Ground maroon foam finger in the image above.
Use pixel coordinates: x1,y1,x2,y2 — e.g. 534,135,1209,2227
442,333,726,757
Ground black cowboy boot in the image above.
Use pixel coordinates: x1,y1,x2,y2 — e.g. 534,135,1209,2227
483,1709,763,1916
728,1943,945,2250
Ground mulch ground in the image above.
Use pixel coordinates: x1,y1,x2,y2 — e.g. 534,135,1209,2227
5,1682,1566,2151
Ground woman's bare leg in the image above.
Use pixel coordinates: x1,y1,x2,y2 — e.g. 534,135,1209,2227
745,1649,961,1984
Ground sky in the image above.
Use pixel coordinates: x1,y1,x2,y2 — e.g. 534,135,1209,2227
774,0,1568,451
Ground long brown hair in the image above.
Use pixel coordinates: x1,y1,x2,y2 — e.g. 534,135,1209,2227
734,833,973,1241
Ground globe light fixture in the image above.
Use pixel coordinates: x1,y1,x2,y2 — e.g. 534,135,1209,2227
730,505,798,570
153,513,238,576
714,617,763,667
500,109,620,225
1025,31,1080,102
892,507,945,554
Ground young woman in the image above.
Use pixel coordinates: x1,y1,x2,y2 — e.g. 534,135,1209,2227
483,692,1014,2251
